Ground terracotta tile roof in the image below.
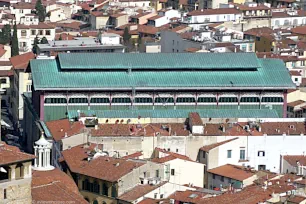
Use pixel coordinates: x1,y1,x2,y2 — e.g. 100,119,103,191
287,195,306,203
0,61,11,66
32,169,88,203
118,182,167,201
62,144,145,182
208,164,257,181
200,183,295,204
260,122,306,135
0,46,6,57
290,70,302,76
185,47,200,52
148,15,163,20
0,70,13,77
256,52,299,62
153,147,193,162
244,27,274,37
169,190,208,203
55,33,75,40
45,119,85,141
10,52,35,70
234,3,271,11
287,100,305,107
56,22,82,30
292,26,306,35
91,11,108,17
121,151,143,159
138,25,159,35
180,32,196,40
189,112,203,126
187,8,241,16
110,13,126,18
200,138,238,152
138,198,159,204
12,2,35,9
151,155,177,163
283,155,306,166
0,142,35,166
14,22,55,29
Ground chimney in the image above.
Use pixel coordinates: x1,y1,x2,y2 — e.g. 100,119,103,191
64,132,68,137
169,125,171,136
257,125,261,132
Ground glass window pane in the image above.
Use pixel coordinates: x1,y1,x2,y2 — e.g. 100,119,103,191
197,97,217,103
90,98,110,103
69,98,88,103
154,97,174,103
135,98,153,103
219,97,238,103
240,97,260,103
112,98,131,103
176,97,196,103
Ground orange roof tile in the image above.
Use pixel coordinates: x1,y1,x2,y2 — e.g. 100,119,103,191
0,142,35,165
187,8,241,16
287,100,305,107
208,164,256,181
283,155,306,166
169,190,208,203
61,144,145,182
32,169,88,203
288,195,306,203
189,112,203,126
118,182,167,201
122,151,143,159
45,119,85,141
200,138,238,152
10,52,35,70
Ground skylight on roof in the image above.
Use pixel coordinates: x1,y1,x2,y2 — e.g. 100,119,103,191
189,194,198,198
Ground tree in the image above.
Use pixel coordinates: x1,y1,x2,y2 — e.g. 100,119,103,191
32,36,40,54
35,0,46,22
58,34,62,40
0,24,11,45
123,27,130,44
40,36,48,44
137,34,142,46
11,23,19,57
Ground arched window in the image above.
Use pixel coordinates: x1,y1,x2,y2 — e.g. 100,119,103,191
275,20,280,26
93,200,99,204
284,19,290,26
82,179,90,191
84,197,90,202
93,181,100,194
102,183,108,196
293,19,298,25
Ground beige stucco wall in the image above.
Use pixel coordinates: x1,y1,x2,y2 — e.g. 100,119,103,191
288,89,306,103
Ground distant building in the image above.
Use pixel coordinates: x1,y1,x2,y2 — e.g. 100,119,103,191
37,34,125,57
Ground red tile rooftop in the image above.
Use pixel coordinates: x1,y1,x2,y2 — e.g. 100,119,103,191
0,142,35,166
187,8,241,16
283,155,306,166
169,190,209,203
200,138,238,152
118,182,167,201
45,119,85,141
287,100,305,107
61,144,145,182
32,168,88,203
200,183,295,204
287,195,306,204
208,164,258,181
189,112,203,126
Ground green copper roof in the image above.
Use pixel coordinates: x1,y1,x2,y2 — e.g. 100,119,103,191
58,53,260,70
30,53,295,91
67,109,279,119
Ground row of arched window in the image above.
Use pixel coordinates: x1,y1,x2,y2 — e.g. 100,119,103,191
45,97,284,104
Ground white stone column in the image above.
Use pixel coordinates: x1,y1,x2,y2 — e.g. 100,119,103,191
34,146,38,167
43,148,47,167
46,149,50,167
9,164,17,180
38,148,43,167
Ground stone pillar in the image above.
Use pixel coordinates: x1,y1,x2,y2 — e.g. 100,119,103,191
34,146,38,167
46,149,50,167
9,164,17,180
23,162,32,178
38,148,43,167
43,148,47,167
